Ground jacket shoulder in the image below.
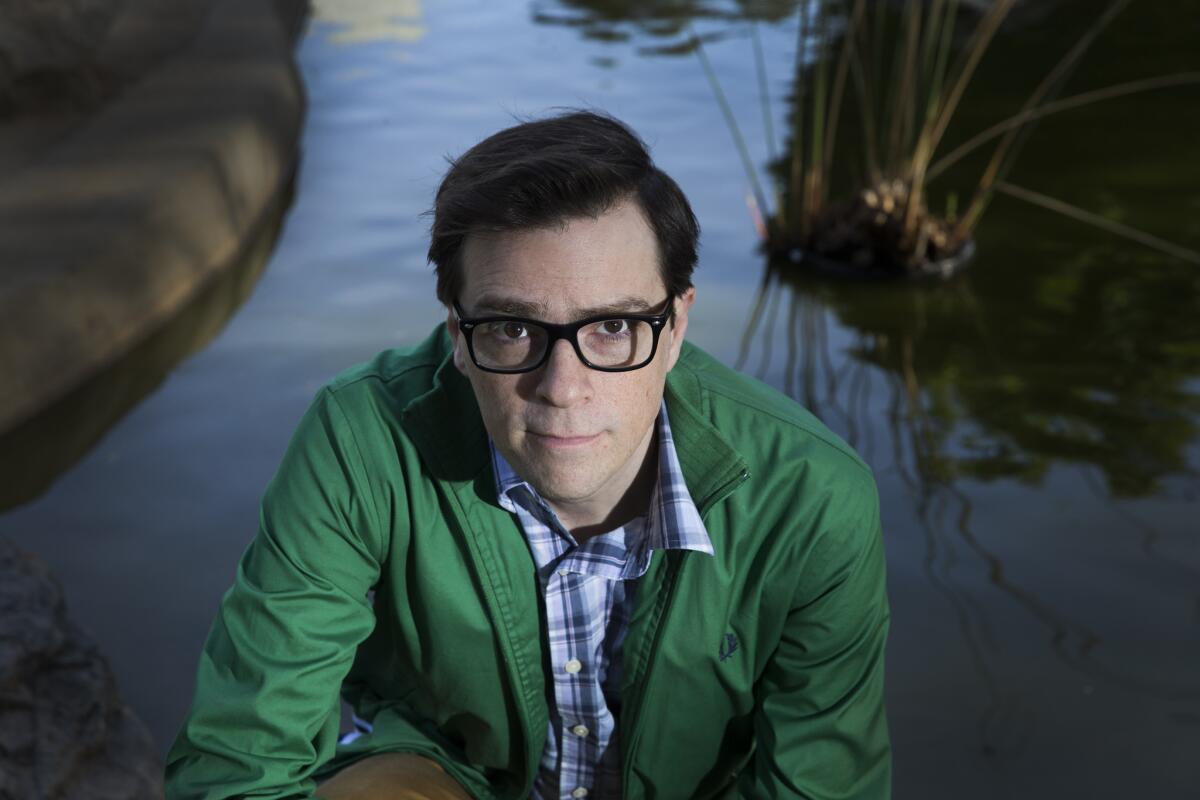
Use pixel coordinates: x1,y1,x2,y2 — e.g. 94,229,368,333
324,325,451,406
675,342,873,483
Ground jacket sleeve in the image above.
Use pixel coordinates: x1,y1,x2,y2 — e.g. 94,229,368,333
738,470,891,799
165,388,386,800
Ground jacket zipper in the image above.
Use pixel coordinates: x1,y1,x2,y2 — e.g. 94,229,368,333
620,467,749,795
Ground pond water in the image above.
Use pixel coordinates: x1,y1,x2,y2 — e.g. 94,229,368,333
3,1,1199,797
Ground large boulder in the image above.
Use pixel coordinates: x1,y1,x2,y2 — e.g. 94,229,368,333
0,0,307,434
0,537,163,799
0,0,128,114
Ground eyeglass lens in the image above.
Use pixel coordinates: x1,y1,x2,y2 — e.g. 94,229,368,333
472,318,654,370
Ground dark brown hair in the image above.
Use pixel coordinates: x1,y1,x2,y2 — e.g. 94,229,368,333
427,110,700,306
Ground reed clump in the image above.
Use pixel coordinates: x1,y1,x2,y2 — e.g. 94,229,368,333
696,0,1200,277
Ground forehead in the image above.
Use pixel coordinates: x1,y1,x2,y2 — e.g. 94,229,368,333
458,200,665,317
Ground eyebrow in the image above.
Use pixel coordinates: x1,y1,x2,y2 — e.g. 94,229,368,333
472,294,660,318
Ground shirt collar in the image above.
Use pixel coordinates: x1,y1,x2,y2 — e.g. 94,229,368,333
490,400,713,557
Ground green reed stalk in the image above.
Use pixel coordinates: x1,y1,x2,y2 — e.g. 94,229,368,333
820,0,868,206
903,0,1016,242
921,0,948,81
751,23,783,218
905,0,958,244
752,23,777,165
691,27,771,229
924,0,959,140
924,0,1016,155
884,0,919,170
848,18,881,184
996,182,1200,265
929,72,1200,180
956,0,1133,237
870,0,889,171
790,0,812,231
807,3,833,228
898,0,924,166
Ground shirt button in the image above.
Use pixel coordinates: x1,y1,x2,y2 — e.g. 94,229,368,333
558,569,569,576
571,724,589,737
564,659,582,674
571,788,588,799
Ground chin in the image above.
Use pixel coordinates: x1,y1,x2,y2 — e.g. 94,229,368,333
524,470,600,505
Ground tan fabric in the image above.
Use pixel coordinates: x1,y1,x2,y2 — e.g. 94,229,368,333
315,753,474,800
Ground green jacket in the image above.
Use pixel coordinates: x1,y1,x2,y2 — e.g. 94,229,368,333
165,326,890,799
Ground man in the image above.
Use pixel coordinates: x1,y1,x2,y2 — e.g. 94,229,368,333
165,111,890,799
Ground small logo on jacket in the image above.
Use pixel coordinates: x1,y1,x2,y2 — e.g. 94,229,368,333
719,633,739,662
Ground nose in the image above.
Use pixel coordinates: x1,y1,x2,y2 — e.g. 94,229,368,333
534,338,592,407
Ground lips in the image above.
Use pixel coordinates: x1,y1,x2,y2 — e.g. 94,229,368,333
527,431,601,446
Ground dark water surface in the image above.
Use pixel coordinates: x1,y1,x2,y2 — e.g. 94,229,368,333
3,1,1199,797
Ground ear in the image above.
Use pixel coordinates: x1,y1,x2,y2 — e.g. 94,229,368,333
663,287,696,372
447,309,469,375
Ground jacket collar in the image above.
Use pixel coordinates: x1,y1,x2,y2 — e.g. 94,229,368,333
399,325,747,512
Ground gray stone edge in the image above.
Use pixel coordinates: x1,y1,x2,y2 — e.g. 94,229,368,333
0,0,309,432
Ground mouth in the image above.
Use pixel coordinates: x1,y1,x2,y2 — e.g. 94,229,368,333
527,431,602,448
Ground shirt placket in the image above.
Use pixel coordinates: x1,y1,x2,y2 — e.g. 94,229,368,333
491,401,712,800
516,489,620,800
547,567,603,800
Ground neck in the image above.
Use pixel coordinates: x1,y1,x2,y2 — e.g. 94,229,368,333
549,428,660,545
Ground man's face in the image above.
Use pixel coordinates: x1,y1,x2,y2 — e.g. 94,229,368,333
447,199,694,518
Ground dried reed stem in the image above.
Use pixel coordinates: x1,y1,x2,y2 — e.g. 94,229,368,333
691,26,772,228
929,72,1200,180
957,0,1133,236
996,182,1200,266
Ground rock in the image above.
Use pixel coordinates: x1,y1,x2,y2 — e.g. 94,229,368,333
0,0,307,434
0,0,128,114
0,536,163,800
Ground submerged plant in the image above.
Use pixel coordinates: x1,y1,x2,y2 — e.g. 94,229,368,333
694,0,1200,276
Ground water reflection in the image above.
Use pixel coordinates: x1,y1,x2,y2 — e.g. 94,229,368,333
738,258,1200,756
761,260,1200,497
311,0,426,45
531,0,800,55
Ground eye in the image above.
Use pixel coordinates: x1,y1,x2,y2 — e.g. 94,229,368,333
601,319,629,335
501,322,528,339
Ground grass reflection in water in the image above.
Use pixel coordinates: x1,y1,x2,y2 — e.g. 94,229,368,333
737,252,1200,754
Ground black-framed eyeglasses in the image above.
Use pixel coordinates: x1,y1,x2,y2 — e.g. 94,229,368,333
452,297,675,374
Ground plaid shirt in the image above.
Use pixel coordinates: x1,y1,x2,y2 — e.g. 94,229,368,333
491,401,712,800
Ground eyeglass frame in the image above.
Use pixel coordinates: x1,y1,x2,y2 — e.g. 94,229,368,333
451,296,676,374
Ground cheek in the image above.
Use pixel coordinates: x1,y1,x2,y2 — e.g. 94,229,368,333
612,371,667,419
468,373,523,429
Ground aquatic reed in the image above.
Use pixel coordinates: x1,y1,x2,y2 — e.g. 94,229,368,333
696,0,1200,275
